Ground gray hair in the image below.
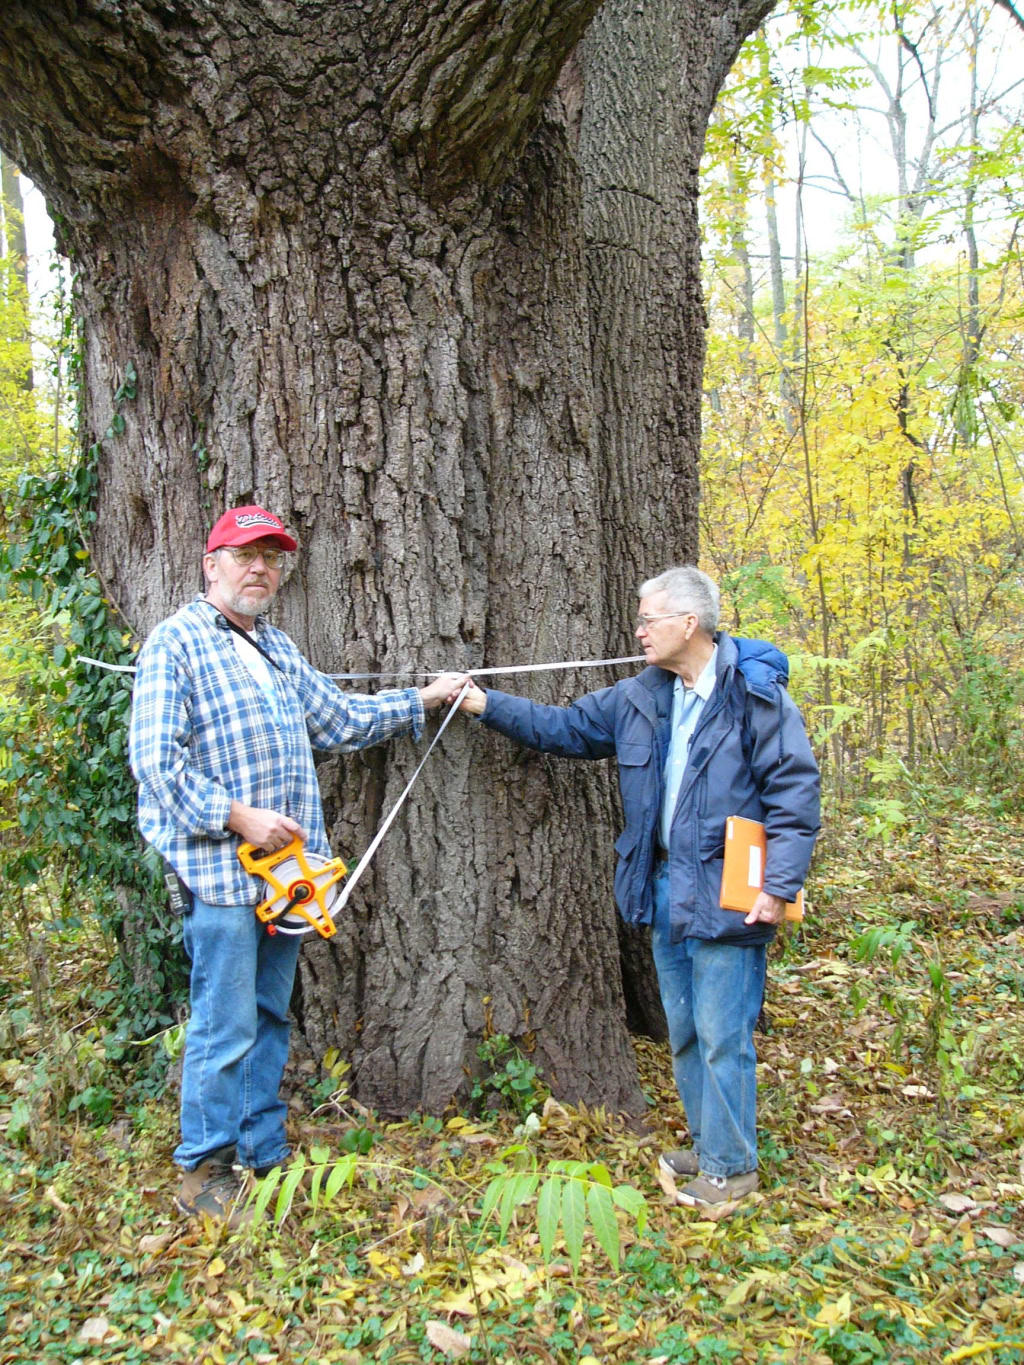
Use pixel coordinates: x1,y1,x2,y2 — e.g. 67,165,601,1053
638,566,720,633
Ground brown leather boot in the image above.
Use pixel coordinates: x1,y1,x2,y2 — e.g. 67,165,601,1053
176,1146,252,1228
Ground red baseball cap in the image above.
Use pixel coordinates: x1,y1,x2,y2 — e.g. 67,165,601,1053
205,505,298,553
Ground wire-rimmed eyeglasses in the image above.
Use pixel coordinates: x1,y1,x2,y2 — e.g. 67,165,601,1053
634,611,693,631
220,544,286,569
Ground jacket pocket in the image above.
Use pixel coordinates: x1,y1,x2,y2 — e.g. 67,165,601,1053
699,821,727,860
616,741,651,766
613,827,640,919
614,828,638,857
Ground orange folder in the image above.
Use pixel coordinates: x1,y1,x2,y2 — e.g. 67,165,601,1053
719,815,804,922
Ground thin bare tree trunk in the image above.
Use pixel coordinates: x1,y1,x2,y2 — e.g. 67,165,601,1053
0,150,32,391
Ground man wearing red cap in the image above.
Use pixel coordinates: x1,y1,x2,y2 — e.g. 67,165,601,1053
129,505,467,1224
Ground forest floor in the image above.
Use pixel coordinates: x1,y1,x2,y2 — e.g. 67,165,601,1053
2,797,1024,1365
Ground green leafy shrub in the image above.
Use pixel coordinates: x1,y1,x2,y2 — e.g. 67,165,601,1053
471,1033,550,1118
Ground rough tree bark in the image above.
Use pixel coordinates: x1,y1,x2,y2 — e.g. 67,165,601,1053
578,0,774,1038
1,0,772,1115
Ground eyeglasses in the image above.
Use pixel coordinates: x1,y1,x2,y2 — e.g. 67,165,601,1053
635,611,693,630
220,544,286,569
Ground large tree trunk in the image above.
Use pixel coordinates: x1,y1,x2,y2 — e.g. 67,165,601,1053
579,0,774,1038
1,0,772,1115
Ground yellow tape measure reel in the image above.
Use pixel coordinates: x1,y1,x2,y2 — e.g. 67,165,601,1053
238,836,348,938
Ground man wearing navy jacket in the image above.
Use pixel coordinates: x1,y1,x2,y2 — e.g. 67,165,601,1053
456,566,820,1206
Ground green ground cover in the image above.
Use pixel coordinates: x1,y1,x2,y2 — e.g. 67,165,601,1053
2,805,1023,1365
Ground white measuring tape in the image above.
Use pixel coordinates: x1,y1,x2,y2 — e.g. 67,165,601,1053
330,678,473,916
77,649,646,929
77,654,645,679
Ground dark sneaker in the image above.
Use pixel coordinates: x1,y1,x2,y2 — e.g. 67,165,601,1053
659,1148,700,1179
676,1170,759,1207
176,1146,252,1228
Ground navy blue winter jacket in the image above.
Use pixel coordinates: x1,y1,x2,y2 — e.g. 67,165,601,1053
480,632,820,945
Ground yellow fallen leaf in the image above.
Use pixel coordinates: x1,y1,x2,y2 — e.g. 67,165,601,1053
722,1277,753,1309
943,1343,1024,1362
814,1292,852,1327
434,1290,478,1318
207,1256,227,1277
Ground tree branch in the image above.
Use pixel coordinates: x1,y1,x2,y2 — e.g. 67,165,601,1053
992,0,1024,37
385,0,606,192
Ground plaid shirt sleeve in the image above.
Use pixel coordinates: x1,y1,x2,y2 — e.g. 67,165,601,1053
281,642,426,751
128,631,234,839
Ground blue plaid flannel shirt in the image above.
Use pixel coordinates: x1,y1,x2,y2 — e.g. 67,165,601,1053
129,597,425,907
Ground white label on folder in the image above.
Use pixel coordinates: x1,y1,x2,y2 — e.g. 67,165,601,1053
747,845,762,889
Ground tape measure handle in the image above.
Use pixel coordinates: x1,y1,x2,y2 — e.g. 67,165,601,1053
237,834,304,876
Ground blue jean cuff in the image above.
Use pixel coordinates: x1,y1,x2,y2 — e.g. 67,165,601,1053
247,1148,291,1171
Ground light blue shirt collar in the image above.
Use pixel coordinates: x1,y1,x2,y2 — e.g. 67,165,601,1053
684,645,718,703
659,645,717,849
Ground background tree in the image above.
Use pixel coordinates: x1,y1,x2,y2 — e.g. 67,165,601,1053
0,0,771,1115
700,0,1024,803
0,150,32,394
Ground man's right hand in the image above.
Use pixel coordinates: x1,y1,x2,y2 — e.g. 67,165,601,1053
455,679,486,716
228,802,306,851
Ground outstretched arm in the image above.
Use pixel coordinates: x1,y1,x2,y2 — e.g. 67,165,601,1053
453,679,619,761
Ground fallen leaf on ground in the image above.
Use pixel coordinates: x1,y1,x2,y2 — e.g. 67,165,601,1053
78,1317,116,1344
980,1226,1016,1248
938,1192,978,1214
425,1320,472,1356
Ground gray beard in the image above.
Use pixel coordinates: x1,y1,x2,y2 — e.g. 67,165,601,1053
221,584,276,619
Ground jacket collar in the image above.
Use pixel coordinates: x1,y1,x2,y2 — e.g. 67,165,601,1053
621,664,674,725
623,632,741,720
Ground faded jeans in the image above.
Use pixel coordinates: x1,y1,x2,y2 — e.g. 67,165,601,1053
174,896,301,1172
650,863,766,1178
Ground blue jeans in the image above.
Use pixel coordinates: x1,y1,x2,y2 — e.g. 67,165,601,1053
174,896,301,1171
650,864,765,1177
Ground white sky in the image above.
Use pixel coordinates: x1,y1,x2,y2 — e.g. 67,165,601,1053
755,2,1024,265
22,175,55,297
